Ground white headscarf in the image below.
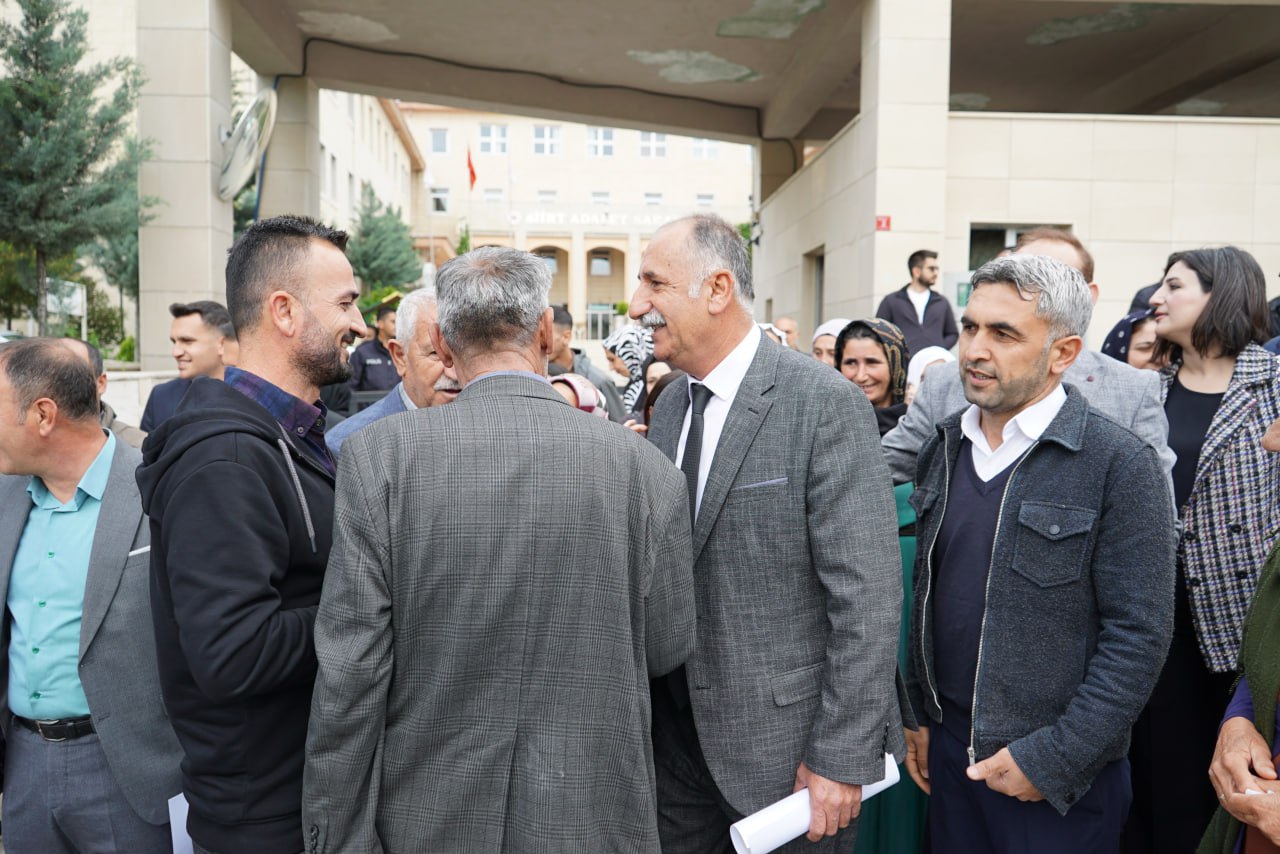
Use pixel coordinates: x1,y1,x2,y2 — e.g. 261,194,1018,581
907,346,956,389
811,318,852,345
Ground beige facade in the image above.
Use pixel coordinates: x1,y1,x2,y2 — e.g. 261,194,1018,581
400,104,753,339
757,111,1280,349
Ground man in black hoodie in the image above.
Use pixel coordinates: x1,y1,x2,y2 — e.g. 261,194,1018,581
136,216,367,854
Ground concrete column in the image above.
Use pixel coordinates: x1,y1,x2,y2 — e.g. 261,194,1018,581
755,139,804,206
136,0,234,369
257,77,322,221
568,230,587,337
858,0,951,311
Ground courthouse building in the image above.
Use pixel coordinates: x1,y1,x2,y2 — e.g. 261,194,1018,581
26,0,1280,364
399,104,751,340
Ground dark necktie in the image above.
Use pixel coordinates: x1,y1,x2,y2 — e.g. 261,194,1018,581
680,383,713,528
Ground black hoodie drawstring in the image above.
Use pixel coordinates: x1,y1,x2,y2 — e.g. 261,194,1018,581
277,432,318,554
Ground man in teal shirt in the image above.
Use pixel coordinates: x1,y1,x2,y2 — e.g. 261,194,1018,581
0,338,181,852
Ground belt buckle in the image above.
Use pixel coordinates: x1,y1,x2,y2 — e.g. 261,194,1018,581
34,719,67,742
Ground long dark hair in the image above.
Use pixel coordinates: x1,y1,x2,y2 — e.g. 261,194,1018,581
1154,246,1269,364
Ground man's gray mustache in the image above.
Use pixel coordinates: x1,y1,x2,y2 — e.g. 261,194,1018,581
638,309,666,328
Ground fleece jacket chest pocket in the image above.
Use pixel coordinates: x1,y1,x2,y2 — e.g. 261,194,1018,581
1011,502,1097,587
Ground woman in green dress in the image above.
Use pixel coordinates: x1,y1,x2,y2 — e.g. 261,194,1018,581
834,319,929,854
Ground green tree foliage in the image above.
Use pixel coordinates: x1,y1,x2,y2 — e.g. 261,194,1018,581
84,281,124,347
0,0,148,334
455,223,471,255
81,144,158,345
347,185,421,292
0,242,82,328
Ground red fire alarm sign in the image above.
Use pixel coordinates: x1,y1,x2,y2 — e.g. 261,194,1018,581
875,215,891,232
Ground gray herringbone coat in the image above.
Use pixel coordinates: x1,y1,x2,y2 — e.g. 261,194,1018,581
302,374,695,853
649,334,905,816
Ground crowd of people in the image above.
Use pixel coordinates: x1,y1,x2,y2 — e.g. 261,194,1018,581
2,210,1280,854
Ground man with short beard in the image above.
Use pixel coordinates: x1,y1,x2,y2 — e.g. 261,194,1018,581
135,216,367,854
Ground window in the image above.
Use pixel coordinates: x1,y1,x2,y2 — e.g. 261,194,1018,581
320,144,328,195
692,138,719,160
537,189,558,204
328,153,338,199
431,187,449,213
586,305,615,340
644,192,663,206
429,128,448,154
587,127,615,157
533,125,561,155
483,187,504,203
589,250,612,277
640,132,667,158
591,191,610,206
536,252,559,275
696,193,715,207
479,124,508,154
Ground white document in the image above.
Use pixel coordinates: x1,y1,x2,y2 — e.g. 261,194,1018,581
168,792,194,854
729,753,900,854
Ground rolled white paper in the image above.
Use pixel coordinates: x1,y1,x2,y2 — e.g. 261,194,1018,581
729,753,900,854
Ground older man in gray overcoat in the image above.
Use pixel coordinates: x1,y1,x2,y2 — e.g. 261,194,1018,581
302,247,696,853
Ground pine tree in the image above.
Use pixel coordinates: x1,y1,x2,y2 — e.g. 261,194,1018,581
82,140,157,344
347,185,422,291
0,0,147,335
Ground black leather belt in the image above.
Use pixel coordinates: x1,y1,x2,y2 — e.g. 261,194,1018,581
14,714,95,741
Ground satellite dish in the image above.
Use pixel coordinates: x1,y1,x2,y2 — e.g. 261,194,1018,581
217,89,278,201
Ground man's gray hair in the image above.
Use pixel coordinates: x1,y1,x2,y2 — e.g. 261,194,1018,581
677,214,753,308
436,247,550,354
971,254,1093,340
394,287,437,344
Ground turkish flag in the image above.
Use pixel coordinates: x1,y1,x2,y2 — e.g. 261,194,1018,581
467,147,476,191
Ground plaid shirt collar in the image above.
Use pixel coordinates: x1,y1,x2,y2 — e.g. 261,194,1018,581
223,367,335,475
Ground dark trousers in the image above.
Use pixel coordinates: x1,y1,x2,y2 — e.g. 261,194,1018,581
652,683,857,854
1124,574,1235,854
3,723,172,854
927,724,1130,854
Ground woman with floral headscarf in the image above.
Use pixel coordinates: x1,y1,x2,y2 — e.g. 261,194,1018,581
834,318,910,436
836,318,929,854
603,325,654,414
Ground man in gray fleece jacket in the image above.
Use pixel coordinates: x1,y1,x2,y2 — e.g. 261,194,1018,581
904,255,1175,852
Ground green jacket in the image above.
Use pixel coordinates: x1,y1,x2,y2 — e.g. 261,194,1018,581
1199,543,1280,854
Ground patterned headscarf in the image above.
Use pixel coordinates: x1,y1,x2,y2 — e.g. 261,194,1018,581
1102,308,1155,363
835,318,909,406
603,325,654,412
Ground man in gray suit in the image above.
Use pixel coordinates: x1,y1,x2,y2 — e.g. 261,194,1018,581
633,214,903,851
883,226,1174,484
0,338,182,853
302,246,697,853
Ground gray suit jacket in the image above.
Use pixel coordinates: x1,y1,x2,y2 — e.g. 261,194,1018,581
649,334,905,815
302,374,696,853
0,440,182,825
882,349,1175,485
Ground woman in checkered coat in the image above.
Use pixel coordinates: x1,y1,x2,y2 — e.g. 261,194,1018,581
1124,246,1280,854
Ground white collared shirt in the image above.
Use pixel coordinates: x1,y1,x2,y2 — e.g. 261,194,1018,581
960,384,1067,482
397,382,418,411
676,326,762,517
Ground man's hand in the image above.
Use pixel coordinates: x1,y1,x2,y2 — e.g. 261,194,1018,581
904,727,931,795
793,763,862,842
1210,716,1278,798
1222,792,1280,842
623,418,648,436
966,747,1043,802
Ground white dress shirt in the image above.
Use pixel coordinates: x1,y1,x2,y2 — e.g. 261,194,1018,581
676,326,762,517
959,383,1067,481
907,287,930,324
